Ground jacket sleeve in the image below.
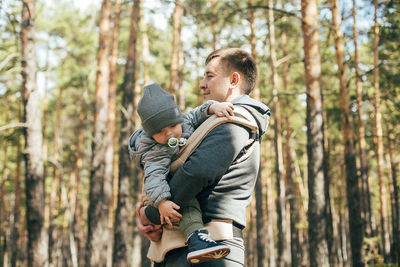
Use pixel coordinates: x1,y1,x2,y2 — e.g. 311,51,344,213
168,122,251,205
141,147,173,207
182,100,216,134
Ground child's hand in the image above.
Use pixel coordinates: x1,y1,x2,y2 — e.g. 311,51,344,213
209,102,234,119
158,199,182,227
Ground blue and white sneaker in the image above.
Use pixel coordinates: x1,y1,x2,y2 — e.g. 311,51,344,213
186,229,230,264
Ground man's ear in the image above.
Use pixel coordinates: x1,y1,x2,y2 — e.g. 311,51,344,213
230,72,240,87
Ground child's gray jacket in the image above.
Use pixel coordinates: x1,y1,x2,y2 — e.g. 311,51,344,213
128,101,215,207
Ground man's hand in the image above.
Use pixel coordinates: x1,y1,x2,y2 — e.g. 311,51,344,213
158,199,182,227
209,102,234,119
136,204,163,242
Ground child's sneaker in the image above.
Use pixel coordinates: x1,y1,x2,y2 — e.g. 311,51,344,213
186,229,230,264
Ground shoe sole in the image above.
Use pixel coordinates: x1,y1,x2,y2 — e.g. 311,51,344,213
187,245,231,264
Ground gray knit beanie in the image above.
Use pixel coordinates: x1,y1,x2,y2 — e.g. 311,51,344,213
137,83,184,136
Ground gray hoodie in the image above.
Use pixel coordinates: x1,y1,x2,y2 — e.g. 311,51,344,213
167,95,270,228
128,101,215,207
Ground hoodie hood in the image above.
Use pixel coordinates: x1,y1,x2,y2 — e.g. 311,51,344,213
232,94,271,138
128,128,156,165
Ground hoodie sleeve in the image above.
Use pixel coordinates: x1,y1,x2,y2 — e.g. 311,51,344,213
182,100,216,134
141,146,173,207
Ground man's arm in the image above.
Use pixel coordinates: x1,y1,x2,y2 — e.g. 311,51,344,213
169,122,251,205
136,203,163,242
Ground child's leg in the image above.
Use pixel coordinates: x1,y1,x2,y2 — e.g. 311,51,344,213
179,198,204,238
143,198,203,234
181,198,231,264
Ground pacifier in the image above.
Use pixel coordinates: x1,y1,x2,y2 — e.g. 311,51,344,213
167,137,187,148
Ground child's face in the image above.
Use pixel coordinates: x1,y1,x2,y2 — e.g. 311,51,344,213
152,123,183,145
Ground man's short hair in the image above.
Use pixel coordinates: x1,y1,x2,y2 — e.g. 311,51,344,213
205,48,258,95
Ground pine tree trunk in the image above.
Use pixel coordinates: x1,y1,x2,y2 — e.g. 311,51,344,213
280,6,301,267
48,86,64,266
21,0,48,265
265,141,276,267
267,0,290,265
0,121,9,267
210,0,217,51
255,170,266,267
105,1,121,265
352,0,375,239
248,0,260,101
168,0,183,97
373,0,391,261
86,0,112,265
74,105,85,267
329,0,364,265
10,101,22,267
113,0,140,265
177,43,185,111
301,0,329,265
141,19,150,87
386,107,400,266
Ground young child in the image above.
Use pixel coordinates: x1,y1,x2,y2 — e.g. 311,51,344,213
129,83,233,264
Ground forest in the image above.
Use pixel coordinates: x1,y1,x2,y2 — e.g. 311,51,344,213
0,0,399,266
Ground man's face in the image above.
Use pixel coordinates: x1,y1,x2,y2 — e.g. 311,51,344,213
200,57,231,102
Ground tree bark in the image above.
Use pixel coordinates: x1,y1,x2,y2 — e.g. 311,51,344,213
0,115,9,267
168,0,183,98
141,19,150,87
265,141,276,267
113,0,140,265
105,1,121,265
21,0,48,265
329,0,364,265
73,103,85,267
210,0,217,51
373,0,391,261
267,0,290,265
177,41,185,111
255,169,266,267
86,0,112,265
48,86,64,265
385,103,400,266
10,100,22,267
280,6,300,266
352,0,375,239
248,0,260,101
301,0,330,265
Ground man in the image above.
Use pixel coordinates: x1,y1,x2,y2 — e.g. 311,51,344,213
136,48,270,266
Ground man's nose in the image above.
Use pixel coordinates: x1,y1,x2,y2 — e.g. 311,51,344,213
199,78,206,89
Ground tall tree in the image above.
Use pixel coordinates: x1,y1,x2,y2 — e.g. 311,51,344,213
248,0,260,100
373,0,391,260
280,3,300,266
249,2,265,266
74,104,85,267
168,0,183,101
300,0,330,265
48,86,64,265
105,0,121,264
352,0,375,239
265,141,276,267
86,0,112,265
267,0,290,265
21,0,48,265
386,100,400,265
0,104,10,266
10,100,22,267
329,0,364,265
113,0,140,265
